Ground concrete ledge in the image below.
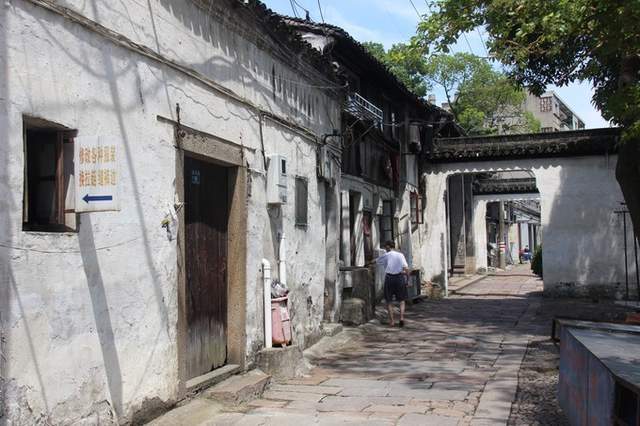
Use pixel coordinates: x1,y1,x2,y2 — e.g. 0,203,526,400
186,364,241,392
545,282,636,300
203,369,270,405
257,345,305,380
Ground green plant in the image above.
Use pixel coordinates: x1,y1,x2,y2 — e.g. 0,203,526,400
531,245,543,278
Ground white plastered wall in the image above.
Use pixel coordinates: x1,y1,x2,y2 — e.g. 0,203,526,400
421,154,636,298
1,1,339,423
472,199,488,272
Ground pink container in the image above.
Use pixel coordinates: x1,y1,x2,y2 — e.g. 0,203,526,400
271,296,292,346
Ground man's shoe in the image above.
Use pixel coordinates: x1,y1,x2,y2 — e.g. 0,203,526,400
399,320,404,328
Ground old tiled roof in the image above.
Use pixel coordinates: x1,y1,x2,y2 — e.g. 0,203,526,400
279,16,455,121
428,128,621,162
233,0,340,86
474,178,538,195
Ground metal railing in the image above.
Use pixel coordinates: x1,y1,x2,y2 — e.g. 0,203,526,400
344,92,383,128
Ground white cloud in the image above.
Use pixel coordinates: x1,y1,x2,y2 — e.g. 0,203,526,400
323,5,401,47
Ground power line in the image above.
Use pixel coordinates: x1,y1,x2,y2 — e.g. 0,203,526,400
292,0,310,16
476,27,489,57
317,0,325,23
289,0,299,18
462,33,475,55
408,0,422,19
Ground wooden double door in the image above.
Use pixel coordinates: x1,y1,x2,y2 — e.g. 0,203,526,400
184,156,229,379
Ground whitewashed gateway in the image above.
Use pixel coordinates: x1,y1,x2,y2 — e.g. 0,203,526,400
0,0,342,423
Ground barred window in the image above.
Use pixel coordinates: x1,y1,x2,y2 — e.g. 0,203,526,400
379,200,394,245
295,177,308,227
540,97,552,112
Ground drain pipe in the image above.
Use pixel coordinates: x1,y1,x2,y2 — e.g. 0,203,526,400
278,232,287,286
262,259,272,349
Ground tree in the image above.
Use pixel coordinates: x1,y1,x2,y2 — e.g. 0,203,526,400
364,43,539,134
424,53,540,134
363,42,430,98
415,0,640,241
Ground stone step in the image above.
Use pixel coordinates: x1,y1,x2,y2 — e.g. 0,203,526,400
186,364,241,392
322,322,343,337
203,369,271,405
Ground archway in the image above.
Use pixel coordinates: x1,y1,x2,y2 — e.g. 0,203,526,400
420,151,636,299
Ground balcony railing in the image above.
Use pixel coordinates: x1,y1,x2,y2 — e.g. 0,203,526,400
344,92,383,128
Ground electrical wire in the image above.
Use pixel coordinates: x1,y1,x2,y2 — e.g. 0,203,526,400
317,0,325,23
408,0,422,18
289,0,299,18
462,33,475,55
477,27,489,57
237,2,344,91
292,0,310,17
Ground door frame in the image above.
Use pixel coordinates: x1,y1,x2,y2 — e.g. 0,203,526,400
175,124,248,393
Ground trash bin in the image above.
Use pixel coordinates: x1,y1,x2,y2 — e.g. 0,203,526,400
271,296,292,346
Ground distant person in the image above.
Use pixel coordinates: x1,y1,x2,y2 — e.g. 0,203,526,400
522,245,532,262
375,240,410,327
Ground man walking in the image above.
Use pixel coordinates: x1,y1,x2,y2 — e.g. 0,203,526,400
376,240,410,327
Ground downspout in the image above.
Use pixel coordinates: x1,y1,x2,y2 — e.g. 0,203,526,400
278,232,287,286
262,259,272,349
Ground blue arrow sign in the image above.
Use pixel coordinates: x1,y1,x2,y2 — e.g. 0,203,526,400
83,194,113,203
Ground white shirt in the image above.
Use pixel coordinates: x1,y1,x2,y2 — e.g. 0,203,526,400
376,249,409,274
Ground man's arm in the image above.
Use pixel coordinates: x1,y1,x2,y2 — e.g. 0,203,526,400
402,255,410,282
366,250,387,267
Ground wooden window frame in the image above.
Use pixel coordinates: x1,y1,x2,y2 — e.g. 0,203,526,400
22,117,77,232
410,191,423,225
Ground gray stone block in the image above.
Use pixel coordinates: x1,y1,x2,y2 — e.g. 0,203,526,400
203,369,270,406
341,298,367,325
256,345,305,380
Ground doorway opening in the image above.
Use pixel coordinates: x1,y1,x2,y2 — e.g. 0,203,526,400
446,170,541,277
184,156,230,379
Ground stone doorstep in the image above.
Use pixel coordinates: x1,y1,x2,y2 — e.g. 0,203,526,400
203,369,271,405
185,364,241,392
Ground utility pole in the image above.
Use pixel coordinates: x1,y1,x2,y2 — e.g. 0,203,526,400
499,201,506,269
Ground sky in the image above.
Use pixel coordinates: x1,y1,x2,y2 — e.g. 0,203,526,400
263,0,610,128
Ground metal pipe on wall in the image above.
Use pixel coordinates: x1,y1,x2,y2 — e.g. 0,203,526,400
262,259,272,348
278,232,287,286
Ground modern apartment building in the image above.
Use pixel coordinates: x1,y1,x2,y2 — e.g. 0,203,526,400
524,91,586,132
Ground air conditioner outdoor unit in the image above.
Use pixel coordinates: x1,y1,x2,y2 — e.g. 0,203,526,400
317,145,333,184
267,155,287,204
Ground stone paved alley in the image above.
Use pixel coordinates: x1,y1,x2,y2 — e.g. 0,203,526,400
151,266,632,425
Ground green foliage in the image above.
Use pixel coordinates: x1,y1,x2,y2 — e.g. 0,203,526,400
531,245,543,277
425,53,540,134
415,0,640,130
363,42,430,98
364,43,539,134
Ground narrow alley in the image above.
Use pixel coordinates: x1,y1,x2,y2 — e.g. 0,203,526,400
151,267,631,425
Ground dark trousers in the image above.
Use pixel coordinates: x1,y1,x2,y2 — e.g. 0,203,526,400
384,273,408,302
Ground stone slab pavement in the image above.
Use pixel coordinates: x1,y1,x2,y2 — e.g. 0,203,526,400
154,265,551,425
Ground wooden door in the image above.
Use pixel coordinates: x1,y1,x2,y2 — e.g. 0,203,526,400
184,156,228,379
